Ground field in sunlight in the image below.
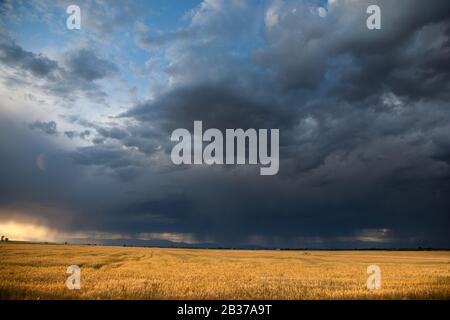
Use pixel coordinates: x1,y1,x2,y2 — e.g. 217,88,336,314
0,243,449,299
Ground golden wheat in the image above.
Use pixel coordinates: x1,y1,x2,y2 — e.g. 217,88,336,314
0,243,449,299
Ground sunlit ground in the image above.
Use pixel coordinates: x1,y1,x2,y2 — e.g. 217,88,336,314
1,243,449,300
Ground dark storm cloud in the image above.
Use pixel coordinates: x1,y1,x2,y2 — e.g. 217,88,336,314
113,0,450,247
1,0,450,248
255,0,450,100
125,83,294,133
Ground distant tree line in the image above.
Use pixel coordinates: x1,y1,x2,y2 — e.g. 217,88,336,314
0,235,9,242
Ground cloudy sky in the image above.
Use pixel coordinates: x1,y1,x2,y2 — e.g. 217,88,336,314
0,0,449,248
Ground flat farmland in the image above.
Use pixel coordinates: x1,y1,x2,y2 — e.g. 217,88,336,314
0,243,449,299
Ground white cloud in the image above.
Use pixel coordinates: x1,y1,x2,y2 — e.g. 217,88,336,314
265,6,280,29
318,7,327,18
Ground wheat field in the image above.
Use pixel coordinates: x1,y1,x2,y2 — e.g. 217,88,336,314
0,243,449,300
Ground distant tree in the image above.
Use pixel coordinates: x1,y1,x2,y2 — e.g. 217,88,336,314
4,238,8,242
0,235,4,241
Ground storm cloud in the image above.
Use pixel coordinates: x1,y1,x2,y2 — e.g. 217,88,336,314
0,0,449,248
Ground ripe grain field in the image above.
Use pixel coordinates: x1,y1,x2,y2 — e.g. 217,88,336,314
0,243,449,299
